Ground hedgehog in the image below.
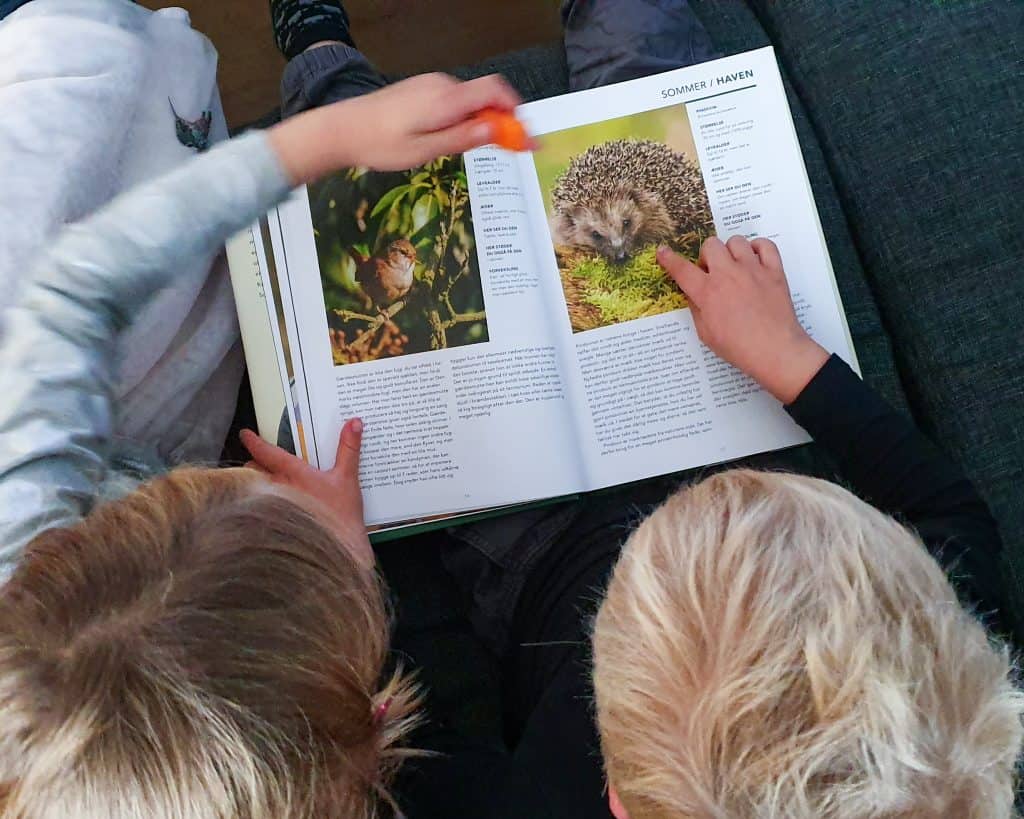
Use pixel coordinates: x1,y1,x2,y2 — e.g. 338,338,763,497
550,139,713,264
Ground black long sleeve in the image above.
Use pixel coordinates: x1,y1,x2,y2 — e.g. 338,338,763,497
786,354,1006,626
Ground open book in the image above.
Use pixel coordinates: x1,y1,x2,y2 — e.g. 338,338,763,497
226,46,858,534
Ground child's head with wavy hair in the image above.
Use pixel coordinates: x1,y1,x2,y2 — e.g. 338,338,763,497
593,469,1024,819
0,467,418,819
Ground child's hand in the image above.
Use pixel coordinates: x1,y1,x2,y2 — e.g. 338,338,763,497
269,73,523,184
657,237,829,404
341,73,526,167
239,418,372,568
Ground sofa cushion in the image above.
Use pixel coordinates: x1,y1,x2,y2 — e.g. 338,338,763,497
738,0,1024,630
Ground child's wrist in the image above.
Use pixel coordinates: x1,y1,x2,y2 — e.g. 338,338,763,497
313,102,360,173
759,336,829,405
268,105,356,186
268,115,316,186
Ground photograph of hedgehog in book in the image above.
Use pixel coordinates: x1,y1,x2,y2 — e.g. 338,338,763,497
534,106,714,333
308,155,489,366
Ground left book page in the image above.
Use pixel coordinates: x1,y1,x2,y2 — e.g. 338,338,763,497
267,153,585,526
225,222,295,445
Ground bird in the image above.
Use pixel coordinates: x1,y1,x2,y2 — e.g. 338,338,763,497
350,239,418,310
169,98,213,152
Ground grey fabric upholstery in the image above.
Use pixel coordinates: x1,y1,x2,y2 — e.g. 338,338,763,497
719,0,1024,622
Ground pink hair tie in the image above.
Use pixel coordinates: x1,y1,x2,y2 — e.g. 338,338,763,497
373,696,394,726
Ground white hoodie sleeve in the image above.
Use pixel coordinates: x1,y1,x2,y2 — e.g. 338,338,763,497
0,131,292,578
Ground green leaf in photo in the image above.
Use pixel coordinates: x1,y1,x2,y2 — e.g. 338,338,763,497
370,184,412,218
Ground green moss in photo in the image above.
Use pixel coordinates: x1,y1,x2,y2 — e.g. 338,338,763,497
564,248,689,329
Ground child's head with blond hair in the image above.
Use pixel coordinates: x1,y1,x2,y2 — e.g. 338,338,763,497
593,469,1023,819
0,467,417,819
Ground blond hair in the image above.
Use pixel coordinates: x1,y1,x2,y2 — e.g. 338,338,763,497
0,467,418,819
593,469,1023,819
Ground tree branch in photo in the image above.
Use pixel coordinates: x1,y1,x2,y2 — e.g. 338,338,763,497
332,308,378,324
333,299,408,350
442,310,486,329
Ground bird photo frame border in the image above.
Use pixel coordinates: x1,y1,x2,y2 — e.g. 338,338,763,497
307,155,489,367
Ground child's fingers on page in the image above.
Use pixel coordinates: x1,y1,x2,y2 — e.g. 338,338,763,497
751,238,783,272
240,429,303,476
657,245,707,305
332,418,364,481
699,236,731,274
726,235,756,263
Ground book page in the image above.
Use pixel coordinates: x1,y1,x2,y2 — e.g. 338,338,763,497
225,224,290,444
516,47,858,490
269,153,584,526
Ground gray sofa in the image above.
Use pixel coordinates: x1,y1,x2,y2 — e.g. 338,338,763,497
446,0,1024,637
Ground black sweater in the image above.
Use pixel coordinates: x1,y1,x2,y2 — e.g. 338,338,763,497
401,355,1006,819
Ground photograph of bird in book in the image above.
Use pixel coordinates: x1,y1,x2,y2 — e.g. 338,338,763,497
307,155,488,366
534,106,714,334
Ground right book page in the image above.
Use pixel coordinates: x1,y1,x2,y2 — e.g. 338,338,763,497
516,46,859,491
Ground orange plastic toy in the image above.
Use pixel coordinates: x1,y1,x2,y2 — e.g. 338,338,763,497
475,108,531,152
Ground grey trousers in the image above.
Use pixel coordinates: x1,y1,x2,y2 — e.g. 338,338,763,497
280,0,720,116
